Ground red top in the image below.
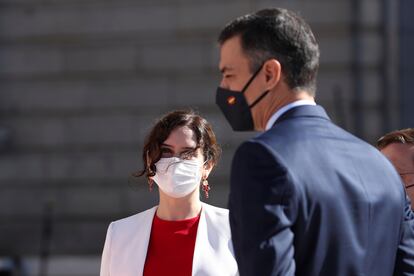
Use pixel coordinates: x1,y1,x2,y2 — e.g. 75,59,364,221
143,212,201,276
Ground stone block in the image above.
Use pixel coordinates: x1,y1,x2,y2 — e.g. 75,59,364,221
0,151,140,182
138,43,209,72
319,32,381,66
0,154,45,181
25,256,101,276
0,47,62,75
257,0,379,26
362,107,383,144
167,75,218,106
0,219,42,255
0,78,170,112
0,0,391,258
0,3,176,39
317,70,381,104
63,46,138,72
177,1,251,31
10,114,147,147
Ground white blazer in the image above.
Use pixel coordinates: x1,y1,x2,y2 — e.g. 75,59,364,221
100,203,239,276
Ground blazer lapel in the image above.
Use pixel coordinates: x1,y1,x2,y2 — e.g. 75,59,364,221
132,206,157,276
192,203,209,275
191,203,239,276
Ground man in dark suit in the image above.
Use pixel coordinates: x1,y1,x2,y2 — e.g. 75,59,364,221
378,128,414,209
215,8,414,276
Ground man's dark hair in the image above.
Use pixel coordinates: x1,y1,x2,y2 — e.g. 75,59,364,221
218,8,320,95
377,128,414,150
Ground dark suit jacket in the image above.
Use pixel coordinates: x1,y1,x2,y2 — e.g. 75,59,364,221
229,105,414,276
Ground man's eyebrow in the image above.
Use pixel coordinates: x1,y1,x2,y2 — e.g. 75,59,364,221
220,66,234,74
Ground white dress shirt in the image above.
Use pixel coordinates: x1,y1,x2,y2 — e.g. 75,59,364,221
265,100,316,130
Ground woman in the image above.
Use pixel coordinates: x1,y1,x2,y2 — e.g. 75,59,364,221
100,110,238,276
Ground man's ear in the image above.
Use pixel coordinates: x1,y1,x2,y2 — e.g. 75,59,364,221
263,59,281,90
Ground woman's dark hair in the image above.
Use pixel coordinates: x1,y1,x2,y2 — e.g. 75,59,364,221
135,110,221,182
218,8,320,95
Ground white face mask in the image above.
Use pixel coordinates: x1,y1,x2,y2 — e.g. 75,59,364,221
152,157,203,198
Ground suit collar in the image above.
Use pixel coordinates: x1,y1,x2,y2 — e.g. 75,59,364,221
265,100,316,130
272,104,330,128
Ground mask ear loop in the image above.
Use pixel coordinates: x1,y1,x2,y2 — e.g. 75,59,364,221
241,63,265,93
241,63,270,109
248,90,270,108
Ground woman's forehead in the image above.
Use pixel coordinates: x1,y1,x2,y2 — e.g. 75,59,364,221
163,126,197,148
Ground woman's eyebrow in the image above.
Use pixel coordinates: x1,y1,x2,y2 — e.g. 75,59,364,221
161,143,173,148
160,144,196,151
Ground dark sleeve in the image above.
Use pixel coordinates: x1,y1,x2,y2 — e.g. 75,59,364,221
228,140,297,276
394,195,414,276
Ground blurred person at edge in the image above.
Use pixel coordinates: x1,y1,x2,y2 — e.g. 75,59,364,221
100,110,238,276
215,7,414,276
378,128,414,209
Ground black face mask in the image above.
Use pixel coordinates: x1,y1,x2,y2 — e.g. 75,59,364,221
216,65,270,131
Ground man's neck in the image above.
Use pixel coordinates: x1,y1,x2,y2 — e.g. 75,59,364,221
253,88,315,131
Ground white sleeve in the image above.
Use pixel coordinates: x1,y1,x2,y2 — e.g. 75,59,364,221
100,223,114,276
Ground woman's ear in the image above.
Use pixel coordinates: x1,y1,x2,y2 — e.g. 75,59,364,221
264,59,281,90
203,160,214,179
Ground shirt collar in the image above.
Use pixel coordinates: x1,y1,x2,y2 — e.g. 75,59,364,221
265,100,317,130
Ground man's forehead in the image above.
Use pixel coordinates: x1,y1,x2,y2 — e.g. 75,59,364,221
219,36,243,61
382,143,414,165
219,39,251,72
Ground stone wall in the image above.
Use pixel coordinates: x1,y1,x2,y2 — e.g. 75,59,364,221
0,0,396,256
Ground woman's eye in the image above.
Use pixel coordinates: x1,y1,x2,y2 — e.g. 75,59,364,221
181,150,197,159
161,148,173,157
